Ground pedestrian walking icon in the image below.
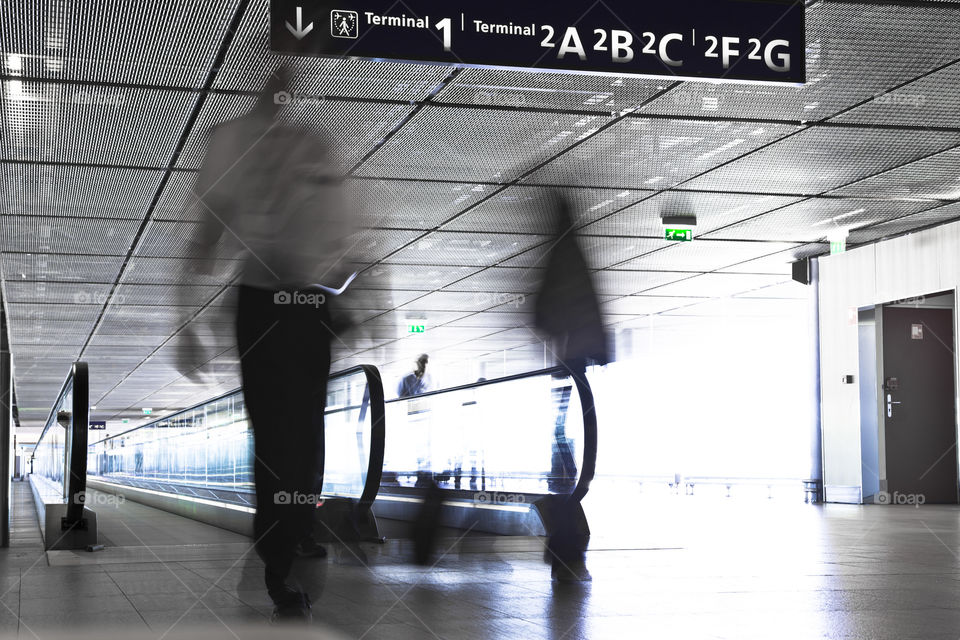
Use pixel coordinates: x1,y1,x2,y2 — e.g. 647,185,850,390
331,10,358,39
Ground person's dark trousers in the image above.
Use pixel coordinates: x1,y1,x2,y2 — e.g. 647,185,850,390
236,285,333,604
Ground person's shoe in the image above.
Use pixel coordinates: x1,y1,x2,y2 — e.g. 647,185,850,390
295,537,328,558
551,558,592,582
270,588,312,624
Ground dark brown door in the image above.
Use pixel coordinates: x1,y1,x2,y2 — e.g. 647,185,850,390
882,306,958,504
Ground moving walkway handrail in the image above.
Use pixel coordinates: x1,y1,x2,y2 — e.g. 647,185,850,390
355,365,385,513
87,365,386,511
384,364,599,503
31,361,89,525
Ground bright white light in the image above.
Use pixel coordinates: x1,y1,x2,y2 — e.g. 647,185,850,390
6,54,22,72
812,208,867,227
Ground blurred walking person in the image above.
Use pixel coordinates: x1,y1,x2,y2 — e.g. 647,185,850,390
534,190,609,581
183,67,356,622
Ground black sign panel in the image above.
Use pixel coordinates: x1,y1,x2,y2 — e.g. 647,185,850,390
271,0,805,84
89,421,106,430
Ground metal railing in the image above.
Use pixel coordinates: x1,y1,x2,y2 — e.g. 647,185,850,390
30,362,89,528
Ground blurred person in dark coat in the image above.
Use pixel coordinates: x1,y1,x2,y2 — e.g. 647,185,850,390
182,66,356,622
534,190,609,582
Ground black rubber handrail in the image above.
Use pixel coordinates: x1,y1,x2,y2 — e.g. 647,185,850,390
30,362,89,525
356,365,385,513
384,364,599,505
66,363,89,524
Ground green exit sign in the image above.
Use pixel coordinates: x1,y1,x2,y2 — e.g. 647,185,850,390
409,325,425,334
830,239,846,255
665,228,693,242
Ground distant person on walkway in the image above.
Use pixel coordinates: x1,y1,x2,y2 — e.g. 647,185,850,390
397,353,431,398
182,66,356,622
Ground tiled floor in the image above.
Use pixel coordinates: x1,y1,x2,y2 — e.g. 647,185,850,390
7,482,960,638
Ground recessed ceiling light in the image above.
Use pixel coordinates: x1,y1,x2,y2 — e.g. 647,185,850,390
6,54,22,72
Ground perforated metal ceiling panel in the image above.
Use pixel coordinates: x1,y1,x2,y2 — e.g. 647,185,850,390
152,171,203,221
4,281,112,305
176,92,415,172
661,297,808,318
643,273,791,298
112,284,224,307
592,270,692,296
121,257,241,286
829,148,960,200
602,296,702,316
527,118,798,189
833,62,960,128
1,253,124,284
684,127,960,195
213,0,451,100
705,198,942,242
382,232,547,267
581,192,803,237
349,264,480,291
849,202,960,245
621,240,803,272
1,81,197,166
2,216,140,255
0,0,240,86
717,244,827,275
434,68,667,113
443,187,648,234
441,267,544,294
351,179,492,231
354,105,610,182
0,164,163,218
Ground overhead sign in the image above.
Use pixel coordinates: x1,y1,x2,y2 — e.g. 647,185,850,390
271,0,804,84
89,421,106,430
665,228,693,242
410,324,426,333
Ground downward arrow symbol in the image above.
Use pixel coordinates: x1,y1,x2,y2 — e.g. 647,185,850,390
286,6,314,39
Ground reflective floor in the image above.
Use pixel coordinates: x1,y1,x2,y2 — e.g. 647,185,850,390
6,482,960,639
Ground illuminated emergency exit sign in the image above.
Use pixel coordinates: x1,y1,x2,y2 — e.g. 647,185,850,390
665,228,693,242
410,324,426,333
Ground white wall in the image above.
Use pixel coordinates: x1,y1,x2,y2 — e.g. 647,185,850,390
819,222,960,502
